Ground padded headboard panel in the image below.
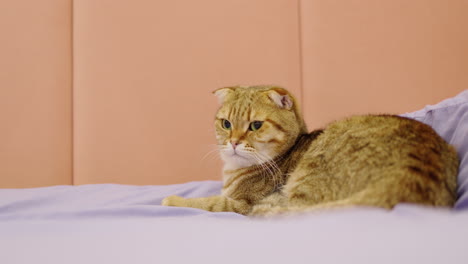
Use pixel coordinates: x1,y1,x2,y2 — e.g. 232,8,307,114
0,0,72,188
1,0,467,188
300,0,468,129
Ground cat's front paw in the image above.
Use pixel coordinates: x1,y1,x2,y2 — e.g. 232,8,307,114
161,195,186,207
250,204,292,217
250,204,278,217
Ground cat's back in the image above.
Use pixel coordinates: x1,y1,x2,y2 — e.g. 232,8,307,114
291,114,458,206
307,115,458,170
315,114,449,153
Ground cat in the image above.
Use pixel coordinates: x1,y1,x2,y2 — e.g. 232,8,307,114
162,85,459,216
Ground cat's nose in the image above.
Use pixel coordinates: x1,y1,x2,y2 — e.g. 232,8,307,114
230,140,240,149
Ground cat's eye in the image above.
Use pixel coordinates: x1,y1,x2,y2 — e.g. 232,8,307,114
221,119,232,130
249,121,263,131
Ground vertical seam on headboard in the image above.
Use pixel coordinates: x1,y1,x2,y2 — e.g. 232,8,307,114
70,0,75,186
297,0,305,112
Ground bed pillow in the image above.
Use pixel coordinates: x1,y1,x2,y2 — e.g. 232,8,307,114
401,90,468,210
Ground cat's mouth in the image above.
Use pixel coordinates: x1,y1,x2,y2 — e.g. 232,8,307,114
231,151,247,159
221,148,259,168
225,149,249,160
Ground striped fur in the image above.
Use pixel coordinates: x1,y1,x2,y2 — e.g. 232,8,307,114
162,86,459,216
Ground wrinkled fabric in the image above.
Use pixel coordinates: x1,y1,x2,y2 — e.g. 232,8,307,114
402,90,468,209
1,182,468,264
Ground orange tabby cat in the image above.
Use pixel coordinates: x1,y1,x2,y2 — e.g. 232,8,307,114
162,85,459,216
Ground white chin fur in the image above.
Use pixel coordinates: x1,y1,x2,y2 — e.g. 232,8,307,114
221,154,258,170
220,151,258,170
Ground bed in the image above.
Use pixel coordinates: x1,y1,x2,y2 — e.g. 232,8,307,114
1,90,467,264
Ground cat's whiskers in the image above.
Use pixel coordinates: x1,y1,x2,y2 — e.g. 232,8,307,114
246,152,275,186
247,151,283,189
258,152,283,189
252,151,279,171
201,144,225,163
253,153,275,176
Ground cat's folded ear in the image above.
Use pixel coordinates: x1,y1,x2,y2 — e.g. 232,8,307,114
212,87,236,104
266,87,293,110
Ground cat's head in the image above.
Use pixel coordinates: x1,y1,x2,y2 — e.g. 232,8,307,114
213,85,307,170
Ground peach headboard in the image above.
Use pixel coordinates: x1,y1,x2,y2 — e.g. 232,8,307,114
1,0,467,188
